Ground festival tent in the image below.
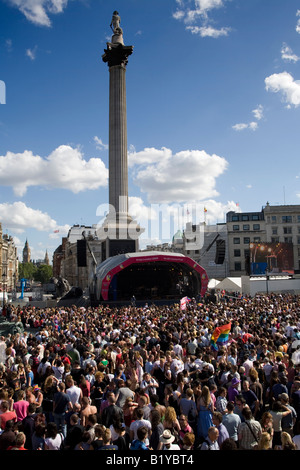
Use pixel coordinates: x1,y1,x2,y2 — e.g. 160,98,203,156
208,278,220,289
215,277,242,293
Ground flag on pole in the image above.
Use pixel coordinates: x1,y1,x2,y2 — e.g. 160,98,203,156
180,296,191,311
204,207,207,213
210,322,231,351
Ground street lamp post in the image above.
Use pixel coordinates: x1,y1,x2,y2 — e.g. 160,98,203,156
2,272,6,309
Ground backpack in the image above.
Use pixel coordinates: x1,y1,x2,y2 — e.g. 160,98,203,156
130,439,147,450
202,439,211,450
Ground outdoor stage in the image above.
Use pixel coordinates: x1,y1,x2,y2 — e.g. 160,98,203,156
94,251,209,304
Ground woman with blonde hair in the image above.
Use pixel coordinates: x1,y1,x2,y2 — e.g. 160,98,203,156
42,375,58,422
280,431,297,450
123,397,138,430
196,385,214,441
260,411,274,442
163,406,180,441
135,351,144,385
256,431,272,450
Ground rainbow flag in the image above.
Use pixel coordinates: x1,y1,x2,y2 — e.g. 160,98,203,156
180,296,191,311
210,322,231,351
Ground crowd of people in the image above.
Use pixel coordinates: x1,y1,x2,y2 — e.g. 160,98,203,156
0,291,300,451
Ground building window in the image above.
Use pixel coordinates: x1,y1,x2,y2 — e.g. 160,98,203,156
233,225,240,231
253,224,260,231
271,237,280,243
232,215,239,221
243,224,250,231
272,227,278,235
271,216,277,223
243,237,250,244
234,249,241,257
242,215,249,221
233,238,240,244
297,215,300,223
284,237,293,243
252,214,259,220
297,237,300,245
253,237,261,242
244,249,250,257
234,262,242,271
282,215,292,223
283,226,292,234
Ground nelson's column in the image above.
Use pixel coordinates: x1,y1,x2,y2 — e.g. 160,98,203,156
99,11,142,261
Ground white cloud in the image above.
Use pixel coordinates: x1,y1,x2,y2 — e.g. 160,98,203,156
0,201,67,233
232,121,258,132
127,196,239,246
173,10,185,20
5,39,13,52
195,0,224,12
200,199,240,223
296,10,300,34
128,146,170,168
94,136,108,151
186,25,230,38
281,43,299,63
7,0,69,27
173,0,230,38
252,104,264,121
232,104,263,131
129,146,228,204
0,144,108,196
129,196,158,222
265,71,300,107
26,45,38,60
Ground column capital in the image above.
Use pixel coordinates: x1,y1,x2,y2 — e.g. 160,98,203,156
102,43,133,68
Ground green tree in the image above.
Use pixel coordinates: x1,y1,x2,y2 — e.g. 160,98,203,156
33,264,53,284
18,262,37,282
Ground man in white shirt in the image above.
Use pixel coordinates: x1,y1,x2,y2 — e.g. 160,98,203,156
263,358,273,383
129,408,152,446
242,354,253,377
66,377,83,407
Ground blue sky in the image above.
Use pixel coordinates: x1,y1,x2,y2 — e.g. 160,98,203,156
1,0,300,262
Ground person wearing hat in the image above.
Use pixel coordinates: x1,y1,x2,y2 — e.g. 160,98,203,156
157,429,180,450
279,393,297,436
227,377,240,403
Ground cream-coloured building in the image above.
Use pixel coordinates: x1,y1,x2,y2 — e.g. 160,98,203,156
0,224,18,293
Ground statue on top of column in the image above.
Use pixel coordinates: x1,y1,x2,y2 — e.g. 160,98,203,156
110,11,124,45
110,11,122,34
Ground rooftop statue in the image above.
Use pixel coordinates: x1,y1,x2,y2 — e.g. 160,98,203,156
110,11,124,45
110,11,122,34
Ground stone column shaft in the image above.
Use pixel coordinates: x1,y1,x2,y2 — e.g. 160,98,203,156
109,64,128,216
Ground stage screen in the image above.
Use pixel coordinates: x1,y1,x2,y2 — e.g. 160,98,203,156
250,242,294,275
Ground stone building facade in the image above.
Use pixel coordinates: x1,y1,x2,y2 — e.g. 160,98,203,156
0,224,18,293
